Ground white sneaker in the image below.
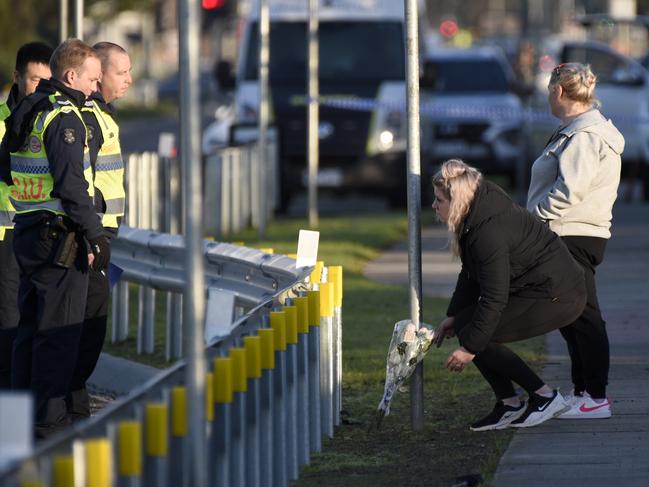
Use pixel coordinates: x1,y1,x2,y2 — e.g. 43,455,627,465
556,392,611,419
510,390,569,428
563,389,584,407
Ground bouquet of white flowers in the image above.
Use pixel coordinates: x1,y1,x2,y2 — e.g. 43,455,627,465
373,320,435,429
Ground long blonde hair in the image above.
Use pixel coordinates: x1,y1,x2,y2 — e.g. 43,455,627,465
432,159,482,256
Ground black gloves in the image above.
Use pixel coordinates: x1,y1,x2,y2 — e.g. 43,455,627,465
88,235,110,271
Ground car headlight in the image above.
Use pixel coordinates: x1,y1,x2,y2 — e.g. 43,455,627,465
378,130,395,151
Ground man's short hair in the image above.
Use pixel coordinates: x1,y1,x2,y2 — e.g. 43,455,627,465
15,42,54,75
93,42,128,71
50,39,99,80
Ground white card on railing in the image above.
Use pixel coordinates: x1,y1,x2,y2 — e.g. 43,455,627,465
296,229,319,268
0,392,33,470
204,287,236,343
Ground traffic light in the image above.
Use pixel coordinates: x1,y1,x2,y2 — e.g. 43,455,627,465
202,0,235,20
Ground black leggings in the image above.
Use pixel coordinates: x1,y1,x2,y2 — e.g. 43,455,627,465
454,290,586,399
560,236,609,398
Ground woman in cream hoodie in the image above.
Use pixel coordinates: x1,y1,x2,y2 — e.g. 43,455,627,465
527,62,624,419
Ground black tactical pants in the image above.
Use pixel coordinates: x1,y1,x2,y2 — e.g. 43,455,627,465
67,262,110,418
0,229,20,388
11,217,88,432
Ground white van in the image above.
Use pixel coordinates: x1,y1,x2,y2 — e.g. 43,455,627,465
205,0,423,209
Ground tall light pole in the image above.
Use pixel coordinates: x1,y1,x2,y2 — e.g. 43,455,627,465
404,0,424,431
179,0,207,484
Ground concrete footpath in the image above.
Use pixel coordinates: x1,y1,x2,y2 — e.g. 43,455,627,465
363,202,649,486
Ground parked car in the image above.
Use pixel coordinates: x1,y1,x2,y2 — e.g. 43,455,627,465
420,47,525,185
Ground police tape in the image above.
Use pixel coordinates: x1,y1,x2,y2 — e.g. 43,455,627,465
295,95,649,125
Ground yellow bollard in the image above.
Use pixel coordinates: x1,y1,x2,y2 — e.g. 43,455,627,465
145,403,168,457
171,386,188,437
319,282,334,319
213,357,233,404
294,296,309,334
287,253,297,259
258,328,275,370
117,421,142,477
283,305,298,345
85,438,112,487
205,372,215,422
258,247,274,254
270,311,287,351
307,290,320,327
328,266,343,307
243,336,262,379
310,261,324,285
230,348,248,393
52,455,74,487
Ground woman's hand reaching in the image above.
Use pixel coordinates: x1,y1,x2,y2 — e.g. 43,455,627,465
445,346,475,373
433,316,456,348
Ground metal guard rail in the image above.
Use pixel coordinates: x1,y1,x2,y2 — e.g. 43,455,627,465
0,228,315,484
112,225,310,311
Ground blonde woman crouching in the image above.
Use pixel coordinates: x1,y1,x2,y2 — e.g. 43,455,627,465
432,159,586,430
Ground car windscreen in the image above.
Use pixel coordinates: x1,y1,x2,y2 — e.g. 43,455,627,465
243,21,404,82
426,59,509,93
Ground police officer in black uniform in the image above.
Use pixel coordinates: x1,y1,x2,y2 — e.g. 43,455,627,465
68,42,132,420
0,42,53,389
0,39,109,438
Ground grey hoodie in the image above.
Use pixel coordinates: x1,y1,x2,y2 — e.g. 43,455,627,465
527,109,624,239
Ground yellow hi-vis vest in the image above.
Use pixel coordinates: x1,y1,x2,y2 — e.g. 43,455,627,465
9,94,94,217
83,100,125,228
0,101,15,240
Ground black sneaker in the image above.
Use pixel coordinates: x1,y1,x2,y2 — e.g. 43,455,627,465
470,401,527,431
510,389,568,428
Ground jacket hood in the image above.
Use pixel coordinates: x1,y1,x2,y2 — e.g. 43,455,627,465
462,180,512,234
5,84,20,110
559,108,625,155
37,78,87,108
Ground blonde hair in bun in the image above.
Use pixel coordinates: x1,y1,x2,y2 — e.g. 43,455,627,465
549,62,599,107
432,159,482,256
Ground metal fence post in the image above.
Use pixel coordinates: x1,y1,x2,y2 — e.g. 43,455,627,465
329,266,343,426
270,312,288,486
144,403,168,487
166,293,183,361
293,297,310,466
306,291,322,452
243,336,262,487
258,329,275,487
229,348,247,487
170,387,189,487
319,283,334,438
212,358,232,487
283,306,299,480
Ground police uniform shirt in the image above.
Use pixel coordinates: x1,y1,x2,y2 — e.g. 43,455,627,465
2,79,103,240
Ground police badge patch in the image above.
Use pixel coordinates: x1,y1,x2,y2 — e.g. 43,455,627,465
63,128,76,144
87,125,95,141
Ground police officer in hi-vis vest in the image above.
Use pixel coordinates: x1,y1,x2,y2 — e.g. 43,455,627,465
68,42,131,420
0,42,53,389
0,39,109,438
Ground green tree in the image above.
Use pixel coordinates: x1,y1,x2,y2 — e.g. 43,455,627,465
1,0,154,89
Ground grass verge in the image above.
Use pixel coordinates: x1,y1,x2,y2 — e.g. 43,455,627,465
105,210,545,485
